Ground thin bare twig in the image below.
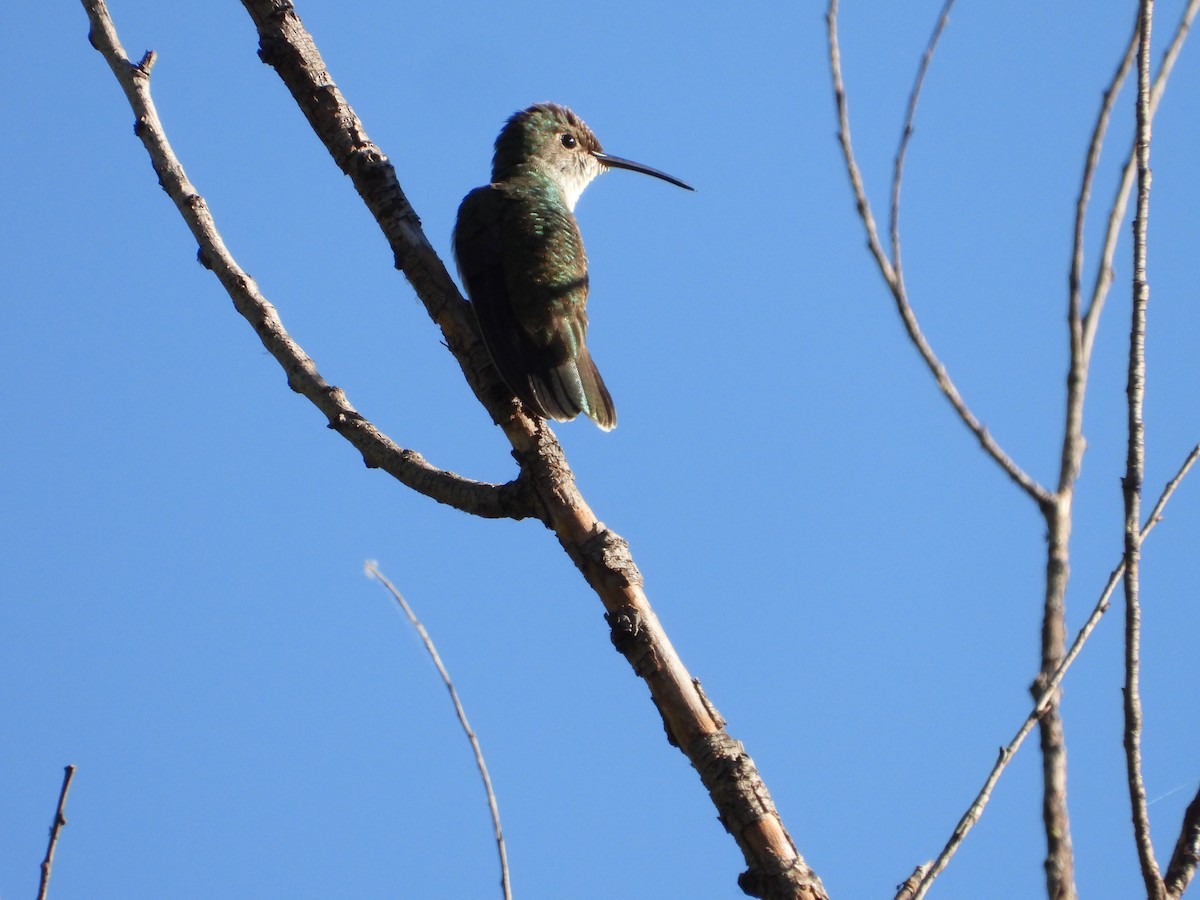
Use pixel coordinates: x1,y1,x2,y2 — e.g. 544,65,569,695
1083,0,1200,362
903,443,1200,900
1061,10,1140,496
1164,784,1200,898
365,563,511,900
37,765,76,900
1124,2,1163,895
826,0,1051,509
890,0,955,278
1069,13,1138,348
827,0,895,286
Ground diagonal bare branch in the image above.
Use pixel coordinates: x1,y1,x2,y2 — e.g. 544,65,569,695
81,0,527,520
902,442,1200,900
83,1,826,894
827,0,1051,510
37,765,76,900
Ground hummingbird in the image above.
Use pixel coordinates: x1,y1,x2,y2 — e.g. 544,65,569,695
453,103,693,430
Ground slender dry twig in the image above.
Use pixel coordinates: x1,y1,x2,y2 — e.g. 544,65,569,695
1124,3,1163,896
37,765,76,900
1070,13,1138,344
826,0,895,286
1063,10,1139,493
901,443,1200,900
826,0,1051,509
890,0,955,278
365,562,511,900
83,1,824,894
1083,0,1200,362
1164,785,1200,898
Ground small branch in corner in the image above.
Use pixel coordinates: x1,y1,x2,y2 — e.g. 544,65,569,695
37,764,77,900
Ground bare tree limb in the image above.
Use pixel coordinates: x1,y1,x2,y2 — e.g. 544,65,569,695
1123,3,1164,896
1165,784,1200,898
827,0,1051,510
830,0,1081,890
365,562,511,900
82,1,823,895
833,3,1200,895
37,765,76,900
902,443,1199,900
81,0,527,521
234,4,825,894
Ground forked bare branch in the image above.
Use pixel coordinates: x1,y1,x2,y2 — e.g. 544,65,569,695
82,0,824,893
826,0,1051,510
80,0,527,521
890,0,955,277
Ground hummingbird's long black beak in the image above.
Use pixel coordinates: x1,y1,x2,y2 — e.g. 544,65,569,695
593,152,694,191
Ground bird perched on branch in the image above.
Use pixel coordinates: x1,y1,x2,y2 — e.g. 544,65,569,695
454,103,693,430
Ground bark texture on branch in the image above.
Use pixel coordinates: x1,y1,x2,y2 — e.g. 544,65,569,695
82,0,825,895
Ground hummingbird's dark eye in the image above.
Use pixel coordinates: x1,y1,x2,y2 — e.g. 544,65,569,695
560,134,577,149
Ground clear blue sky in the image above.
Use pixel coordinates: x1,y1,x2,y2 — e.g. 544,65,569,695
4,2,1199,898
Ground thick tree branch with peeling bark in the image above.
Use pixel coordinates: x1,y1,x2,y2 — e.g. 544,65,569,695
81,0,824,896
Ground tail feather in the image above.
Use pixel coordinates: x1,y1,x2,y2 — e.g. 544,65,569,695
527,347,616,430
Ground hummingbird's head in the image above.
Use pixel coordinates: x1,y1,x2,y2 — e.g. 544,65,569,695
492,103,604,209
491,103,694,209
